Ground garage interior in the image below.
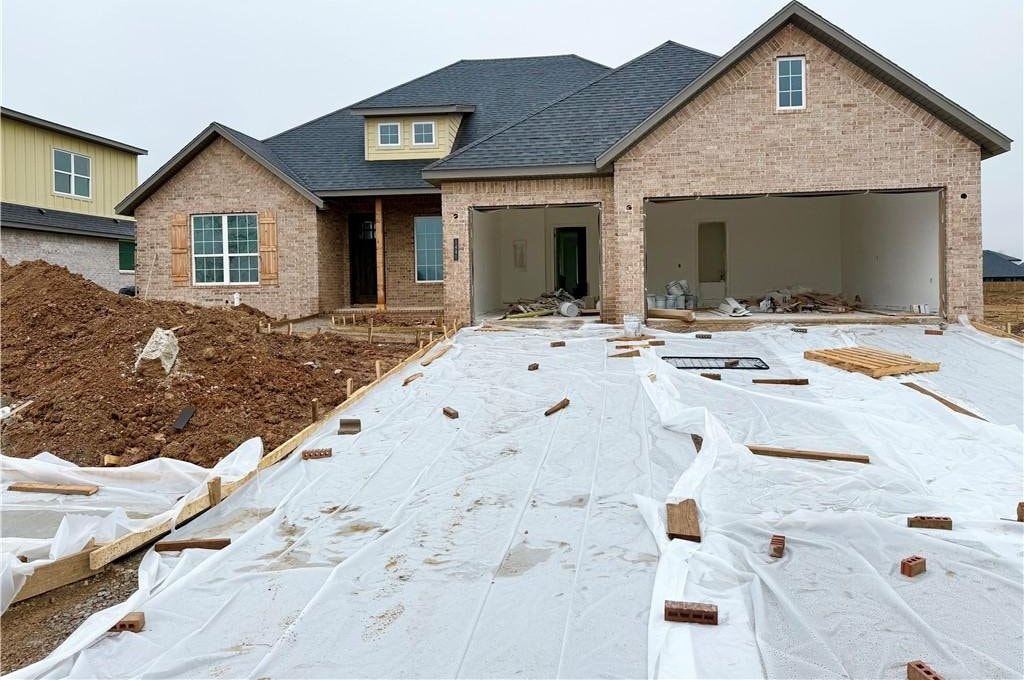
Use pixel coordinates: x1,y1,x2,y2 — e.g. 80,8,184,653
644,190,943,317
471,204,601,319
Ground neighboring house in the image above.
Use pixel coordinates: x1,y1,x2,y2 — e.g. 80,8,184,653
1,108,146,291
982,250,1024,282
116,2,1010,322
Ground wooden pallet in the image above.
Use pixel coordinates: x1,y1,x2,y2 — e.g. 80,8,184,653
803,346,939,378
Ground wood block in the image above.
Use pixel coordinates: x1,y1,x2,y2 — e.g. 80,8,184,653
664,601,717,625
154,538,231,552
648,339,666,346
173,405,196,432
7,482,99,496
746,445,870,465
1017,501,1024,522
420,344,451,366
770,534,785,558
666,499,700,542
402,372,423,386
528,363,539,371
900,555,926,577
724,359,739,367
791,327,808,333
544,398,570,416
907,660,944,680
924,329,944,336
701,373,721,380
907,515,952,530
301,448,333,460
338,418,361,435
207,476,222,506
550,340,566,347
109,611,145,633
752,378,809,385
610,349,640,358
102,454,122,467
443,406,459,419
696,333,712,339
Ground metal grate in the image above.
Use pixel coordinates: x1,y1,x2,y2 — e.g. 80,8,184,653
662,356,770,370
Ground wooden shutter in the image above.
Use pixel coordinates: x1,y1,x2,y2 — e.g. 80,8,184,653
170,214,189,286
259,210,279,285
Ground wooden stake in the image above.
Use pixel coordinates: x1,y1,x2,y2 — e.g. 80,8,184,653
402,372,423,386
311,398,320,423
346,378,353,399
375,360,382,380
288,323,294,336
207,476,222,506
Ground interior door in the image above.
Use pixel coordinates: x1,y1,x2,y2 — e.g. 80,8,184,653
698,221,726,306
554,227,588,298
349,214,377,304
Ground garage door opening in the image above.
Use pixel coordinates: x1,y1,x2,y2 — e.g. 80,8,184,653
644,190,942,318
470,204,601,320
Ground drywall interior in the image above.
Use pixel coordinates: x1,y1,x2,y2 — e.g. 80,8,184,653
471,209,502,316
644,196,842,301
839,191,940,311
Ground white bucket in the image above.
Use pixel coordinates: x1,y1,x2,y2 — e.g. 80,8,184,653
559,301,580,317
655,295,666,309
646,294,657,309
623,314,642,337
665,295,679,309
666,280,688,296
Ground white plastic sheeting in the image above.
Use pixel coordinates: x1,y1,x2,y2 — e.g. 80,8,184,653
6,322,1022,679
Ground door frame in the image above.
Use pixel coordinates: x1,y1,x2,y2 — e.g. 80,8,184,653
552,225,588,297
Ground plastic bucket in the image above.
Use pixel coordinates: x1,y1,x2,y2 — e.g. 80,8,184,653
655,295,666,309
665,295,679,309
666,280,687,296
623,314,642,337
559,301,580,317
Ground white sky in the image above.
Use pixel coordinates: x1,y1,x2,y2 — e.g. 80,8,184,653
3,0,1021,256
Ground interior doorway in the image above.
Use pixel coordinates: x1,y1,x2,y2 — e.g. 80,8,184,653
554,226,588,298
698,221,727,305
348,213,377,304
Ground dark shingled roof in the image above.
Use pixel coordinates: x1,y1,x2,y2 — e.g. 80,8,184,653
1,202,135,239
424,42,719,174
262,55,610,192
983,250,1024,280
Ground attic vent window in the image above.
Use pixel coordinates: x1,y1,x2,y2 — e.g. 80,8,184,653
378,122,400,147
776,56,805,110
413,121,435,146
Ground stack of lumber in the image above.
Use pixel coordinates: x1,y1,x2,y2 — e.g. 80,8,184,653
751,289,859,314
502,289,583,319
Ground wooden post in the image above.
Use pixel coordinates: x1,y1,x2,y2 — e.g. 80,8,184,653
207,476,222,507
375,360,382,380
369,317,374,342
288,323,293,336
375,197,386,311
311,398,320,423
346,378,353,400
429,331,434,343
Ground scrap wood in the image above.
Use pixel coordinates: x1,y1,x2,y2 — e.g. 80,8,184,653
902,382,985,420
607,334,655,342
550,340,566,347
609,349,640,358
701,373,721,380
2,399,33,419
102,454,122,467
924,329,944,336
907,661,944,680
154,537,231,552
648,339,666,346
544,398,570,416
746,444,870,464
753,378,809,385
907,515,952,530
421,344,451,366
207,476,222,506
664,601,717,625
646,308,695,322
443,406,459,419
109,612,145,633
8,481,99,496
804,346,939,378
666,499,701,542
500,289,583,319
402,372,423,386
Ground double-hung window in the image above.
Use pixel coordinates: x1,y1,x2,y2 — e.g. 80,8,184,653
378,122,400,146
53,149,91,198
414,216,443,282
191,213,260,285
776,56,805,109
412,121,435,146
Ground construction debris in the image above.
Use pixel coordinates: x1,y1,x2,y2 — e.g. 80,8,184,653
666,499,701,542
7,482,99,496
550,340,566,348
301,448,333,460
805,347,940,378
528,363,539,371
770,534,786,558
664,601,718,625
154,538,231,552
501,289,584,319
907,516,952,530
402,372,423,386
924,329,944,336
901,555,927,577
442,407,459,419
544,398,570,416
746,445,870,464
701,373,721,380
338,419,361,435
609,349,640,358
108,612,145,633
172,406,196,432
134,328,179,377
714,297,751,318
752,378,809,385
907,660,944,680
749,288,859,314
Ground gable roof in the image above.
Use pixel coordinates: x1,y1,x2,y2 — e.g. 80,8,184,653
262,55,609,193
983,250,1024,279
2,201,135,239
116,123,323,215
595,0,1012,168
422,42,719,179
1,107,147,155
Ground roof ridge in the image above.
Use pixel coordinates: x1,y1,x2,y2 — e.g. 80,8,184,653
425,41,710,171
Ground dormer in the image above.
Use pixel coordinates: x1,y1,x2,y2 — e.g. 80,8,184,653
351,105,474,161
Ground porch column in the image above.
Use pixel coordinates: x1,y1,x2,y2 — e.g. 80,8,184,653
375,197,386,310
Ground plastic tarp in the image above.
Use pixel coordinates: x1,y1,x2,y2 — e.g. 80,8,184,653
6,322,1023,679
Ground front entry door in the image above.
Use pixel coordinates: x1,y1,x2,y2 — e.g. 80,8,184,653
554,227,588,298
349,214,377,304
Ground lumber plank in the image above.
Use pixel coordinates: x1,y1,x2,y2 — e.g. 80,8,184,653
666,499,701,542
606,334,655,342
752,378,809,385
402,372,423,386
746,444,870,464
609,349,640,358
701,373,721,380
421,344,451,366
8,482,98,496
973,321,1023,343
902,383,985,420
154,538,231,552
647,308,695,322
544,398,570,416
13,540,98,604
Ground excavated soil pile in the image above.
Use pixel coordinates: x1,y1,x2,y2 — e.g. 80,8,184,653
1,260,417,467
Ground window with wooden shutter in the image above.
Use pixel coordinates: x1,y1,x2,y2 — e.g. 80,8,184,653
258,210,278,285
170,214,189,286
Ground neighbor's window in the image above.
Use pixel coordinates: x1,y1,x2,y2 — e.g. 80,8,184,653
378,122,400,146
118,241,136,272
412,121,435,145
53,149,91,198
191,213,259,285
414,215,443,282
777,56,805,109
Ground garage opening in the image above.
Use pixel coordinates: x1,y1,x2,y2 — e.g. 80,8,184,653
470,204,601,320
644,190,942,317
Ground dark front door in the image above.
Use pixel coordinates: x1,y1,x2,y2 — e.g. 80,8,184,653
555,226,588,298
349,214,377,304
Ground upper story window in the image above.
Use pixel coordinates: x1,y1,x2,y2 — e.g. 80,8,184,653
413,121,435,146
378,122,400,146
192,213,259,285
53,149,91,198
776,56,805,109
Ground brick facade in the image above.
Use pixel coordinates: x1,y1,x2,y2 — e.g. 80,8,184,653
1,227,134,291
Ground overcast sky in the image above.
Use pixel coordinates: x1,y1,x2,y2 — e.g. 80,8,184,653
3,0,1021,255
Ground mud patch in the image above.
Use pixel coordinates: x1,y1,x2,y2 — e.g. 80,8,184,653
336,520,381,536
496,542,553,578
362,604,405,641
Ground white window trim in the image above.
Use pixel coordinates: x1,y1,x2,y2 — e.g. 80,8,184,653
377,122,401,147
411,120,436,147
775,56,806,111
190,213,261,287
52,148,93,200
413,214,444,284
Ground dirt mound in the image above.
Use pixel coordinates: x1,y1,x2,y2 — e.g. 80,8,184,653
1,260,416,467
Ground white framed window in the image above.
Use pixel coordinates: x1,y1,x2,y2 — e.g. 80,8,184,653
776,56,805,110
378,122,401,147
414,215,443,282
412,121,435,146
191,213,260,285
53,148,91,199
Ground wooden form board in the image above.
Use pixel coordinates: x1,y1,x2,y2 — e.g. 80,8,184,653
666,499,701,542
752,378,809,385
154,538,231,552
12,540,98,604
902,383,985,420
746,445,870,464
803,346,939,378
8,482,98,496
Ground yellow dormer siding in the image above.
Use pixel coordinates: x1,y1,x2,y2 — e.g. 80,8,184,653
364,114,463,161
